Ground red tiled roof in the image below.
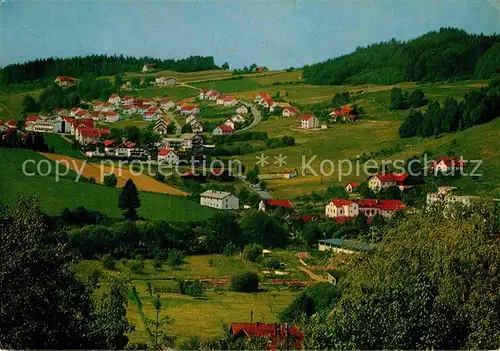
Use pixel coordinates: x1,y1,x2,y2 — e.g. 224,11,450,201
56,75,77,82
298,114,314,120
73,118,95,128
180,105,197,111
431,157,465,168
258,92,272,100
230,323,303,350
208,91,221,97
117,141,136,148
78,127,101,138
158,148,175,156
104,139,117,147
284,106,299,113
109,94,120,99
346,181,360,188
99,128,110,135
75,110,88,117
61,116,74,123
224,95,236,101
6,120,16,127
216,124,234,133
374,173,409,183
26,115,40,123
266,199,293,208
329,199,356,207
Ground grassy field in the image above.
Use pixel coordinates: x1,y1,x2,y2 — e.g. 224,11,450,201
0,148,214,220
44,134,84,158
75,253,306,345
0,89,42,121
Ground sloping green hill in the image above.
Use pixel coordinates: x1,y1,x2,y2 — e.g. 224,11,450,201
303,28,500,85
0,148,214,221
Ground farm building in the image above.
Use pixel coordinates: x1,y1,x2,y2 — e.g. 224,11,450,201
259,199,294,212
200,190,239,210
298,114,320,129
157,148,179,165
155,76,176,86
367,173,412,192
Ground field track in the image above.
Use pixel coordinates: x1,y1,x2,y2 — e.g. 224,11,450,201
40,153,188,196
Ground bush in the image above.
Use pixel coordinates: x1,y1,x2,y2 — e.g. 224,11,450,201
262,256,282,269
167,249,185,269
231,272,260,292
222,243,238,257
127,259,144,273
178,279,204,297
100,254,116,270
243,244,263,262
103,174,118,187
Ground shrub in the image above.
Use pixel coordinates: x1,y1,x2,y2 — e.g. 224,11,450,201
243,244,263,262
178,279,204,297
128,259,144,273
222,243,238,257
167,249,185,269
231,272,260,292
103,174,118,187
262,256,282,269
100,254,116,270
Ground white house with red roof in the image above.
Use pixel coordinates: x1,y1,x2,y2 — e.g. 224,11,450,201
223,118,236,130
283,106,299,117
142,63,156,72
236,104,249,115
231,114,246,123
208,91,221,101
430,157,465,173
121,96,134,105
199,89,211,100
75,109,89,119
259,199,294,212
108,94,121,105
90,111,105,121
329,106,359,122
325,198,405,220
143,110,162,121
112,141,145,158
25,115,54,133
122,105,137,115
216,94,228,105
76,127,110,145
368,173,411,192
157,148,179,164
71,118,94,135
159,98,175,110
54,76,77,87
101,103,115,112
298,114,320,129
254,93,272,105
345,181,361,193
104,112,120,123
223,95,238,107
70,107,83,117
180,105,199,116
213,124,234,135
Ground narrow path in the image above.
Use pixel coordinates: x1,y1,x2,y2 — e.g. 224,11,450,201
237,102,261,132
161,108,182,134
298,266,327,282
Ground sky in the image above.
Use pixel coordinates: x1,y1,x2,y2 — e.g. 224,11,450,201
1,0,499,69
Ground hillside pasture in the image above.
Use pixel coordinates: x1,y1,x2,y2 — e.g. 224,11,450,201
0,148,212,220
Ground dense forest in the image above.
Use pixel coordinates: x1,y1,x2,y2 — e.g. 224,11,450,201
0,54,220,85
303,28,500,85
399,78,500,138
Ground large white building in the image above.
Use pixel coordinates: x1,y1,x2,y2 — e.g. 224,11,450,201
200,190,239,210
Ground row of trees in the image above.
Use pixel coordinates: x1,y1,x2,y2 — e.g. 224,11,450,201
303,28,500,85
399,79,500,138
1,54,220,85
390,87,428,110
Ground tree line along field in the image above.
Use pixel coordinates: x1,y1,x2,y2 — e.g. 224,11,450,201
75,253,305,345
0,148,214,221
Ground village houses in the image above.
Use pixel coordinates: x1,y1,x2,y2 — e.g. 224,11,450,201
430,157,465,174
153,118,170,135
283,106,299,117
160,98,175,110
155,76,176,87
367,173,412,192
325,198,405,222
54,76,77,87
108,94,121,105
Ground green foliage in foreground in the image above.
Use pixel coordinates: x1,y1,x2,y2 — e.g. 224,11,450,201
302,201,500,349
0,196,132,349
231,272,260,292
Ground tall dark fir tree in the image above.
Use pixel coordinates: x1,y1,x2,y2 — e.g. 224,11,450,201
118,179,141,220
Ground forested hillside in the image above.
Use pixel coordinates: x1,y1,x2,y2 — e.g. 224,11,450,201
303,28,500,85
0,55,220,85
